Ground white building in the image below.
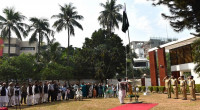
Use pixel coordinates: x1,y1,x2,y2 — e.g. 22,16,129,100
149,36,200,84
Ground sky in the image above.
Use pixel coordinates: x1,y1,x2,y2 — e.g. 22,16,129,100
0,0,194,48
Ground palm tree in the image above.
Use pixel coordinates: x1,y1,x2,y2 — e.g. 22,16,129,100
0,7,28,57
98,0,122,34
51,3,83,64
28,17,52,61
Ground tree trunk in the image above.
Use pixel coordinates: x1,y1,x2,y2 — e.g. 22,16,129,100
8,27,11,57
67,26,70,66
37,32,41,62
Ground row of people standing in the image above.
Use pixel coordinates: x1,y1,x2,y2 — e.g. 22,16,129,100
164,75,196,101
71,83,118,98
0,81,119,107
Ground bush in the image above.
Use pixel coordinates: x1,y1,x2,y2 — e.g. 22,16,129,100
153,86,159,93
138,86,142,92
141,86,146,92
158,86,165,93
148,86,153,92
195,84,200,93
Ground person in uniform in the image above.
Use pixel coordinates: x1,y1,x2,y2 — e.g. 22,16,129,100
171,76,178,99
33,81,40,105
188,76,196,101
163,76,171,98
0,82,9,107
8,82,15,107
178,76,187,100
14,83,21,106
21,82,27,104
43,81,48,103
27,83,33,106
117,78,127,104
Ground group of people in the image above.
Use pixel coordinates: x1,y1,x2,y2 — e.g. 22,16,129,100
163,75,196,101
0,81,120,107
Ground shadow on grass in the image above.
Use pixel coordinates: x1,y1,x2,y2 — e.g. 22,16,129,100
9,99,92,110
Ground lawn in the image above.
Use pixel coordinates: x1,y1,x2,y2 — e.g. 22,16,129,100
9,93,200,110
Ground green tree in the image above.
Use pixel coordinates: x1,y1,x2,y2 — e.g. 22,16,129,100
98,0,122,34
82,29,126,82
151,0,200,36
0,53,35,82
52,3,84,64
0,7,28,57
28,17,52,61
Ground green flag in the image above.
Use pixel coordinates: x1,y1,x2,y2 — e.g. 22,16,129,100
122,6,129,33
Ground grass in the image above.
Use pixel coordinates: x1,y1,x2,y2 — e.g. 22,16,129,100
9,93,200,110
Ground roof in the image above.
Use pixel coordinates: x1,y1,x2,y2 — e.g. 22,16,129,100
148,36,199,52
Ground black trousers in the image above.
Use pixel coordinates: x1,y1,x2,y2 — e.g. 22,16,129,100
62,92,65,100
21,93,27,104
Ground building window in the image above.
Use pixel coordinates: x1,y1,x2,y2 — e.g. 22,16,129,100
134,62,147,67
4,44,19,47
169,44,193,66
20,47,35,50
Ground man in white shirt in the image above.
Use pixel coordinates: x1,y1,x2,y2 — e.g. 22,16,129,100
75,88,83,101
117,78,127,104
8,82,15,107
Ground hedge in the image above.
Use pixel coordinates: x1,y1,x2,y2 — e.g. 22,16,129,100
141,86,146,92
148,86,153,92
153,86,159,93
158,86,165,93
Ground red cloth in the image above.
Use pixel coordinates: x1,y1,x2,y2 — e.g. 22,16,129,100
109,103,158,110
0,107,8,110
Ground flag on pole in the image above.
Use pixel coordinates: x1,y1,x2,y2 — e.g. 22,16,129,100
122,4,129,33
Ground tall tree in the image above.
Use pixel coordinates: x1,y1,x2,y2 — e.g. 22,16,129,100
151,0,200,36
98,0,122,34
52,3,84,64
0,7,28,57
28,17,52,61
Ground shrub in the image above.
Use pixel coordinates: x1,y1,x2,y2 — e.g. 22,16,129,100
138,86,142,92
158,86,165,93
153,86,159,93
141,86,146,92
195,84,200,93
148,86,153,92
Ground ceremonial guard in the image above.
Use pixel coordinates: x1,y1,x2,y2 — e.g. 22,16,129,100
21,83,27,104
188,76,196,101
33,81,40,104
14,83,21,105
171,76,178,99
178,76,187,100
43,81,48,103
163,76,171,98
27,83,33,106
0,83,9,107
117,78,127,104
8,82,15,107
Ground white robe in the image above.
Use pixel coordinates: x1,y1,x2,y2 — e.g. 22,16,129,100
27,86,33,105
0,87,9,105
14,87,21,105
7,86,15,106
32,85,40,104
118,82,127,104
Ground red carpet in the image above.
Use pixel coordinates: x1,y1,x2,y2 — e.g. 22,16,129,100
109,103,158,110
